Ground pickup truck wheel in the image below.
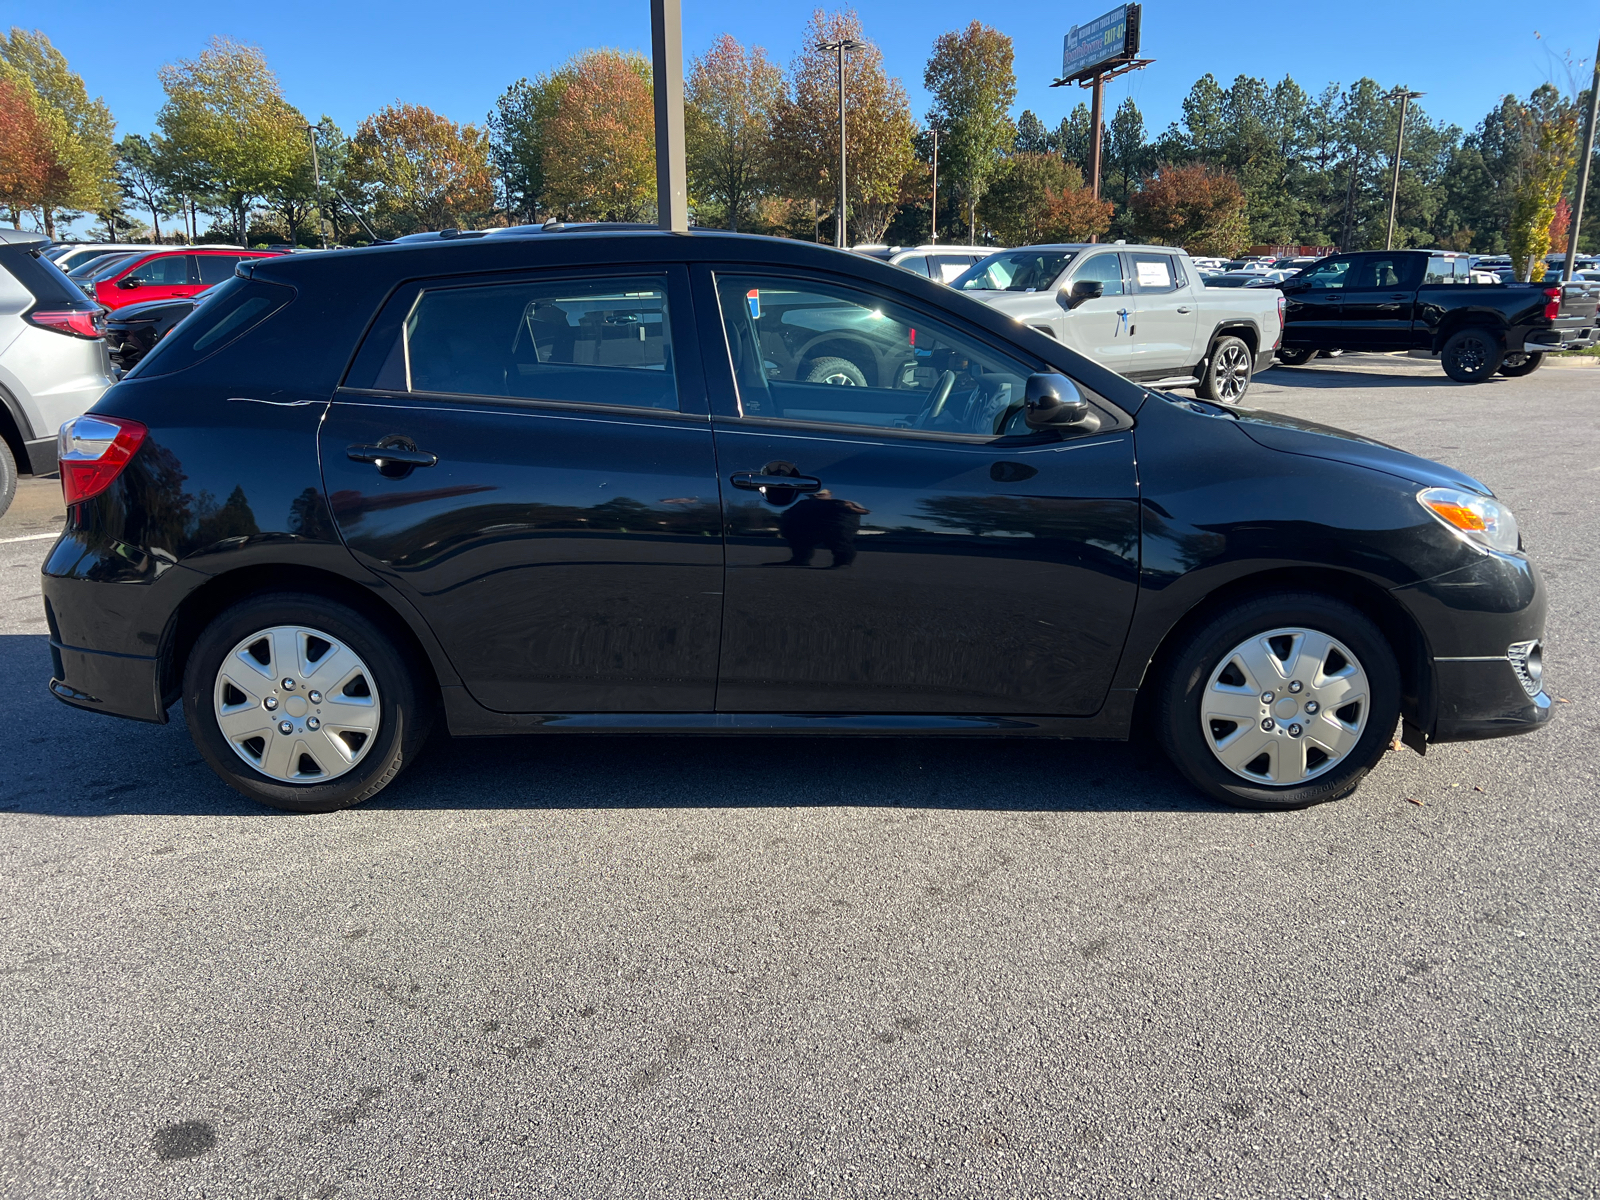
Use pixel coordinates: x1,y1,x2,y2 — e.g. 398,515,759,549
804,356,868,387
0,438,15,522
1198,336,1253,404
1275,347,1315,366
1441,328,1504,382
1498,351,1545,377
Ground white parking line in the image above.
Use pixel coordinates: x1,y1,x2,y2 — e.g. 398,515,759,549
0,532,58,545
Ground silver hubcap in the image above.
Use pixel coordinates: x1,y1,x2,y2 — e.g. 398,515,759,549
1502,352,1526,369
821,372,858,386
1215,345,1251,402
213,625,381,783
1201,627,1370,786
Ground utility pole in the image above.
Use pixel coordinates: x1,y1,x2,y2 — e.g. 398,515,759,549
651,0,688,232
930,126,940,244
1562,33,1600,279
1386,88,1424,251
817,38,863,248
306,124,328,249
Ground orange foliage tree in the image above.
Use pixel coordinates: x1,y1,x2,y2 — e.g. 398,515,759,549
348,102,494,237
542,50,657,221
0,79,62,225
1129,162,1250,257
979,152,1109,244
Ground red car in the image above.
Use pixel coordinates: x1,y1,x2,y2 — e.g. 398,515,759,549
85,247,285,311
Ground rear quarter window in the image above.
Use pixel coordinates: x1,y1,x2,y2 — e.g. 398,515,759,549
0,245,95,309
124,277,295,379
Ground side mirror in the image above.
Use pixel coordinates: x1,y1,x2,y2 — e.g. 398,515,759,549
1059,279,1103,310
117,276,142,290
1024,373,1097,431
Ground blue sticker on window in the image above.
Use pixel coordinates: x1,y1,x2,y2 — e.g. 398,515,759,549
746,289,761,320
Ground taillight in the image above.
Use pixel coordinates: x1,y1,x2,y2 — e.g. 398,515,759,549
27,308,103,339
58,415,147,506
1275,295,1286,348
1543,286,1561,321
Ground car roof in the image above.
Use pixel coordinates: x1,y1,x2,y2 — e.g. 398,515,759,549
0,229,50,247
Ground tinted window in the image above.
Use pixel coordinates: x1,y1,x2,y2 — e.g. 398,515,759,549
126,254,192,286
1073,253,1126,296
195,254,242,285
1129,252,1177,293
955,250,1076,292
714,273,1037,437
0,245,97,308
68,252,135,279
1350,254,1423,290
368,276,678,411
1299,257,1351,289
127,277,295,379
896,255,933,278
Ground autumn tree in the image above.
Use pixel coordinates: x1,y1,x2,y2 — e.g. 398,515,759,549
540,50,656,221
0,29,117,236
771,10,917,244
923,22,1016,242
979,153,1076,245
686,35,784,231
0,78,59,227
157,38,307,241
1507,84,1579,280
348,103,494,236
1130,162,1250,256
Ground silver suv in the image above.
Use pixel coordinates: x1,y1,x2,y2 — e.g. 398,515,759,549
0,230,116,517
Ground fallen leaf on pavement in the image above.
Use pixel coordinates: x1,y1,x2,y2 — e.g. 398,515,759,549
1406,797,1425,806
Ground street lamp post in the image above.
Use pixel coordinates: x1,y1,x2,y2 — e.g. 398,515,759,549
1386,87,1424,251
816,38,864,249
1561,33,1600,282
930,125,940,245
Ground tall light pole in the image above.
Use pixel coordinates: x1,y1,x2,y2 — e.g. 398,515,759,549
929,125,941,244
1386,87,1424,251
816,37,864,248
306,123,328,249
1561,33,1600,279
651,0,688,232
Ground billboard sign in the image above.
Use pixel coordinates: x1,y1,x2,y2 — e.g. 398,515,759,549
1061,4,1141,82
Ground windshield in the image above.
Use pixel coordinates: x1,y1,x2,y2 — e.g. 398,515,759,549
954,250,1076,292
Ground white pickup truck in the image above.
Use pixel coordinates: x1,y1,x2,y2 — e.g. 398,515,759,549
952,243,1284,404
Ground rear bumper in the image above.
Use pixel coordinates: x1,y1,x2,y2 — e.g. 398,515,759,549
1252,347,1276,373
46,641,166,723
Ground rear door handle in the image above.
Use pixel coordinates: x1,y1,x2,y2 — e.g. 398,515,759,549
347,444,438,469
1175,306,1192,314
731,472,821,492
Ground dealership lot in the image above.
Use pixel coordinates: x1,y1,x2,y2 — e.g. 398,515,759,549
0,357,1595,1198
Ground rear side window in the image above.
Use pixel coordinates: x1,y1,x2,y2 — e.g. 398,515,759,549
195,255,242,285
355,275,680,411
0,245,96,309
125,277,294,379
1130,252,1178,293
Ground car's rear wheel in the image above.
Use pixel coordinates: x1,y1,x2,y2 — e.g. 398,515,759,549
1498,351,1544,377
0,437,15,521
1197,336,1253,404
1275,347,1315,366
183,592,432,813
1441,328,1503,382
1157,593,1400,810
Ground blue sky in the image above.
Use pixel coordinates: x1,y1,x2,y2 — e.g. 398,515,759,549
9,1,1595,177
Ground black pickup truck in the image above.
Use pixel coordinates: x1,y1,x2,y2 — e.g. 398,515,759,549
1274,249,1599,381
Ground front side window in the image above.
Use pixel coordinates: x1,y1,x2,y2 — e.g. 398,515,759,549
367,276,678,410
126,255,192,286
1072,253,1126,296
954,250,1076,292
1300,257,1351,289
714,274,1036,438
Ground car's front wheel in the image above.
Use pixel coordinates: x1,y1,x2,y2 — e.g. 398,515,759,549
1157,593,1400,810
1197,336,1254,404
0,437,15,521
183,592,433,813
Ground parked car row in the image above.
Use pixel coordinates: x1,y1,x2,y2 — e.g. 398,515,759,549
43,227,1550,818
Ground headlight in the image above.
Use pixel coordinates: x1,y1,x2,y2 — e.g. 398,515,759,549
1417,487,1520,554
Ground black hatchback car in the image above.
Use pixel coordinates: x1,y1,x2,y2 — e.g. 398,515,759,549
42,232,1550,813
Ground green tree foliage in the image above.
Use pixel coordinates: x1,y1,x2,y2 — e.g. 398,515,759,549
1506,85,1579,280
156,38,307,241
116,134,170,241
686,34,785,231
771,11,917,244
489,70,569,223
1014,109,1049,155
348,103,495,236
923,21,1016,242
0,29,118,236
979,152,1109,244
1052,103,1096,171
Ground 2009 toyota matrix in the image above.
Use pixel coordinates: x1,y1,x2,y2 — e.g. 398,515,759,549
42,231,1549,812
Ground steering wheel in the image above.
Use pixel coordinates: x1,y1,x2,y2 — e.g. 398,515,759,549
916,370,957,426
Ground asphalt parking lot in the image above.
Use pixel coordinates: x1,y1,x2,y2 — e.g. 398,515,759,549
1,355,1596,1199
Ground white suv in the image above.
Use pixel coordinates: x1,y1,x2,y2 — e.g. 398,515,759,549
0,230,116,517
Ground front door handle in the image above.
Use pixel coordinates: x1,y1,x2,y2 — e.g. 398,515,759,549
1176,305,1192,314
347,443,438,472
731,472,821,492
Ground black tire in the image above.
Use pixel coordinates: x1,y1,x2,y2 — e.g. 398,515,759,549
1275,347,1315,366
804,356,867,386
1156,592,1400,811
1498,351,1545,377
0,437,15,521
182,592,433,813
1440,327,1504,383
1196,335,1254,404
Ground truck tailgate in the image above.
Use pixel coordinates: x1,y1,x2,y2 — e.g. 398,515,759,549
1561,281,1599,323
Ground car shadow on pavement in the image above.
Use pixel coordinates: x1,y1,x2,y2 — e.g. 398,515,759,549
1,634,1213,817
1257,366,1502,389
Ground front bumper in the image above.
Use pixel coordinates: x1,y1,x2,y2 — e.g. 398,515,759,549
1430,657,1550,742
